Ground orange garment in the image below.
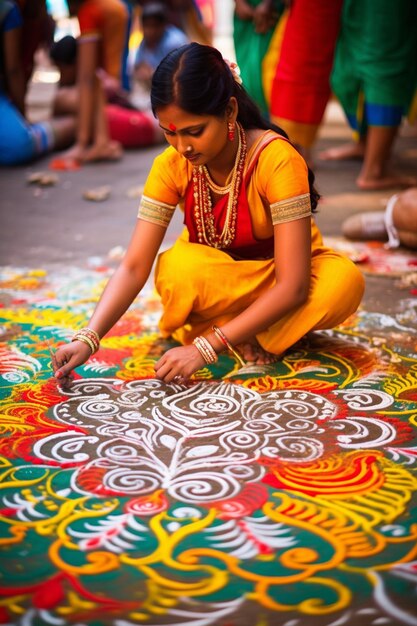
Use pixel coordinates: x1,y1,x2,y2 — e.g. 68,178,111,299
139,132,311,238
77,0,128,79
138,132,365,353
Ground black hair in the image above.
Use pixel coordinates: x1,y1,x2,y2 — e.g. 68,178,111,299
50,35,77,65
141,2,167,23
151,42,320,212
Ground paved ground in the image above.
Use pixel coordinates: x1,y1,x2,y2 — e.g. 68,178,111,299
0,82,416,311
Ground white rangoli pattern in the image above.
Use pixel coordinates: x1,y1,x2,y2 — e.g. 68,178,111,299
32,378,397,503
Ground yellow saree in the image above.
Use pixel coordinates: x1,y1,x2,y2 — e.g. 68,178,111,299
138,133,364,354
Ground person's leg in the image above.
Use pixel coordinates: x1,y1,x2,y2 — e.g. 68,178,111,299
391,187,417,249
48,117,76,150
318,137,366,161
0,95,74,164
356,125,417,190
342,187,417,250
83,79,122,162
53,74,122,167
155,235,364,364
52,85,79,116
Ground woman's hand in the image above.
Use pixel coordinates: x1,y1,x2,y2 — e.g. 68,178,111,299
52,340,92,387
154,344,206,383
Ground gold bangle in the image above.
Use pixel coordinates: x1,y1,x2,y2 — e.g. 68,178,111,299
200,336,217,363
83,327,100,345
72,333,96,355
212,325,245,368
72,327,100,353
192,336,218,364
192,338,210,364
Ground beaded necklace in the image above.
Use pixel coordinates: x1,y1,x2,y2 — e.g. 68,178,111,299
192,122,247,249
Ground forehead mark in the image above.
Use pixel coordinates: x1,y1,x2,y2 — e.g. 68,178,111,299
169,123,177,131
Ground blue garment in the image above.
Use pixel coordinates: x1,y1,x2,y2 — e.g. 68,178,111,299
135,25,188,71
0,95,54,165
120,0,133,92
1,0,21,29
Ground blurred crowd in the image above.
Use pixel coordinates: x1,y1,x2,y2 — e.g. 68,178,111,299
0,0,416,202
0,0,213,168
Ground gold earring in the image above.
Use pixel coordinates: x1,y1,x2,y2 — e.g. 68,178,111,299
228,121,235,141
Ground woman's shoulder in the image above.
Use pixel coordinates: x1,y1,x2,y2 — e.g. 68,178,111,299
247,129,310,198
146,145,191,200
254,130,307,170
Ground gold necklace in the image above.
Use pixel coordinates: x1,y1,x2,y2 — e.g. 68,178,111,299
202,166,232,195
192,123,247,248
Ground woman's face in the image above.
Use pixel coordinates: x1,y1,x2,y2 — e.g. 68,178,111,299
156,104,231,167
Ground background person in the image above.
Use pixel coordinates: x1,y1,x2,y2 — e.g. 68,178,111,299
0,0,74,165
50,35,164,149
54,0,129,168
342,188,417,251
232,0,284,117
319,0,417,190
269,0,343,165
133,2,188,91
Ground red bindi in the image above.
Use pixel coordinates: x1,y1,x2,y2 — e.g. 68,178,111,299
169,123,177,131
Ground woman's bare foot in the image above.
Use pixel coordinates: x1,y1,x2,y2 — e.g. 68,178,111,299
238,340,279,365
319,142,365,161
83,140,123,163
356,173,417,191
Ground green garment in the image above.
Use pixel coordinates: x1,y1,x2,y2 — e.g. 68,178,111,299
233,0,283,116
331,0,417,130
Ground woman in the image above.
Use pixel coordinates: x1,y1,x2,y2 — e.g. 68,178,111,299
54,43,364,385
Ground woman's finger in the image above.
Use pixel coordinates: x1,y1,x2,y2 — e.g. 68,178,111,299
54,345,90,380
154,362,172,381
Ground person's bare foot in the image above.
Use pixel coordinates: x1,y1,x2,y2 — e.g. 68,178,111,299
318,142,365,161
237,339,279,365
356,173,417,191
83,140,123,163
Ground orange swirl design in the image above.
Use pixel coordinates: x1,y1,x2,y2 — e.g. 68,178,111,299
263,450,385,497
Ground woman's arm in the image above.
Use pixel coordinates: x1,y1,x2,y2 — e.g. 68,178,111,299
54,219,167,379
3,26,26,115
154,216,311,382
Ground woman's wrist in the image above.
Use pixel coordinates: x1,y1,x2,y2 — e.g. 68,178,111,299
212,325,245,367
71,327,100,354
